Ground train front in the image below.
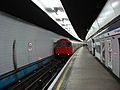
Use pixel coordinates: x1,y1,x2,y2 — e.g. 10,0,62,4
54,39,73,60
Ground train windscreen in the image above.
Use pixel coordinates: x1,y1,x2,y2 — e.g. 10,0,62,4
56,42,65,47
66,42,71,47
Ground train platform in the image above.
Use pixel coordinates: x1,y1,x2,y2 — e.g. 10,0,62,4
48,47,120,90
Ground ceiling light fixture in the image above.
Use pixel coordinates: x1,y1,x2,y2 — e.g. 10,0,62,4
31,0,82,41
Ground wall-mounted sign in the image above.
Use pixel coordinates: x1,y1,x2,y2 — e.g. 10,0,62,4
28,42,32,51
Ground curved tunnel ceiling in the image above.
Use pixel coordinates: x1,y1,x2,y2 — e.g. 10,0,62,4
0,0,107,41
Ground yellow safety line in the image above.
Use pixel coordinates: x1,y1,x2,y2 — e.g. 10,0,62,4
55,66,69,90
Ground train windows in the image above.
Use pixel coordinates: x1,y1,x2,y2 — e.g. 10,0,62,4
107,40,112,69
95,45,101,53
56,42,71,47
56,42,65,47
66,42,71,47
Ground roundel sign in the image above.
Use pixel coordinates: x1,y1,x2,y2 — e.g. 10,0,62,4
28,42,32,51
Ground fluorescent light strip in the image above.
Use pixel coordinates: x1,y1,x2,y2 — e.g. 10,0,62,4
31,0,82,41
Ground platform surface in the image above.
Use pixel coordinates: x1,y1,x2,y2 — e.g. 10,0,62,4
60,47,120,90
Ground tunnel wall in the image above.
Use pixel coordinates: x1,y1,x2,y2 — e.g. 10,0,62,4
0,11,66,75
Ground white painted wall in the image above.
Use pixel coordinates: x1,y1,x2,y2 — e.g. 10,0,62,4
0,12,66,75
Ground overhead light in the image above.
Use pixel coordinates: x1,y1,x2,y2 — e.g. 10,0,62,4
56,18,61,21
112,1,119,8
31,0,82,41
61,24,65,26
104,11,112,16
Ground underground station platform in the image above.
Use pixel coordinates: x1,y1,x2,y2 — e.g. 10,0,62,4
48,47,120,90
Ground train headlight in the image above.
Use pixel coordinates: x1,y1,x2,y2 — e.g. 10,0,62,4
58,54,59,55
68,54,69,55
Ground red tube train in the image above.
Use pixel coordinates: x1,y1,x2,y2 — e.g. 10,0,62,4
54,39,82,59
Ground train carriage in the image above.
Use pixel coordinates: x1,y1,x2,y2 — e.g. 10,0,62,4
54,39,82,59
54,39,73,59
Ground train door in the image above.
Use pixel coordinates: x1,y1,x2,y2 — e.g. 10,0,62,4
106,39,112,69
118,38,120,77
100,40,105,64
92,39,95,56
111,36,120,77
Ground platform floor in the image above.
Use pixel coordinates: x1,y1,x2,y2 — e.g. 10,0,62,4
60,47,120,90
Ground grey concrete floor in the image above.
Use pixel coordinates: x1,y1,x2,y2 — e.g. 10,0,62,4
61,47,120,90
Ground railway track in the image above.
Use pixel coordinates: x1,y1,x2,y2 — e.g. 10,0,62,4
8,59,65,90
